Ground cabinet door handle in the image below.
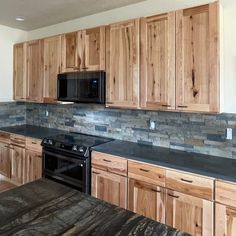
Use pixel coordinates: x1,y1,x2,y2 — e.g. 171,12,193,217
139,168,150,173
103,159,112,163
162,104,171,107
31,142,37,144
168,193,179,199
180,178,193,183
92,171,100,175
177,105,188,108
151,189,161,193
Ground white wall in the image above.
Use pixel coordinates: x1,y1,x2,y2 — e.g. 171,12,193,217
0,25,27,102
25,0,236,113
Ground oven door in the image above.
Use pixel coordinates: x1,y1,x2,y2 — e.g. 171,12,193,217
43,148,90,193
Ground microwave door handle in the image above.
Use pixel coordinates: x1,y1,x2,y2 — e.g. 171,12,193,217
43,150,84,164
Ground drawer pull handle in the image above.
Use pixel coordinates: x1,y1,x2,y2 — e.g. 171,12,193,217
180,178,193,183
103,159,112,163
177,105,188,108
168,193,179,199
161,104,171,107
151,189,161,193
92,171,100,175
139,168,150,172
31,142,37,144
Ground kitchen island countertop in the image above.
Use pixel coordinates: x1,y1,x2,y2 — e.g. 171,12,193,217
0,179,189,236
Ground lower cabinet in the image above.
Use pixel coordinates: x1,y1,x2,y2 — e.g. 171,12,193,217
92,167,127,209
23,150,42,184
0,142,11,178
166,190,214,236
10,145,25,185
128,178,165,223
215,203,236,236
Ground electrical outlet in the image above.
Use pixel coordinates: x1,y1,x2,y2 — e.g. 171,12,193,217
150,121,156,130
45,110,49,117
226,128,233,140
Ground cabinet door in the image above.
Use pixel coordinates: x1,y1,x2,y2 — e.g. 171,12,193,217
92,168,127,209
10,145,25,185
140,13,175,110
128,178,165,223
61,31,84,72
84,27,105,71
26,40,43,102
215,203,236,236
166,190,213,236
43,35,62,103
24,150,42,184
13,43,27,101
0,143,10,178
106,19,140,108
176,2,219,112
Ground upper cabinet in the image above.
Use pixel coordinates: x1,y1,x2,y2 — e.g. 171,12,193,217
13,43,27,101
140,13,176,111
26,40,43,102
43,35,62,102
176,2,219,112
106,19,140,109
61,26,105,72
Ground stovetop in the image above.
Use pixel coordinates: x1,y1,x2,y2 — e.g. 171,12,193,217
42,132,113,157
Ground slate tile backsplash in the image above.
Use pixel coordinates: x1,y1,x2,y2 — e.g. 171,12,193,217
0,102,26,127
26,103,236,159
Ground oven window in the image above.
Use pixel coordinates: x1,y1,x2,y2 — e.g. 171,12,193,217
44,153,83,180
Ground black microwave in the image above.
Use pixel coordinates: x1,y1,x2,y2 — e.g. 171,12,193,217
57,71,105,104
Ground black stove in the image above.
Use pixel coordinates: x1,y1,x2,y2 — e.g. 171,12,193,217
42,132,113,194
42,133,112,158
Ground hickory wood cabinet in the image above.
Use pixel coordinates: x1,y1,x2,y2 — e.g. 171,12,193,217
0,132,42,185
128,160,165,223
92,151,215,236
61,26,105,72
106,19,140,109
91,151,127,209
13,43,27,101
140,12,176,111
215,181,236,236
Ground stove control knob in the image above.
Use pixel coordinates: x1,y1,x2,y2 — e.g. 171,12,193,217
72,145,78,152
48,139,53,145
79,147,84,153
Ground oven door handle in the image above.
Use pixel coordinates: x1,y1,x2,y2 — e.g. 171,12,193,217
43,150,85,164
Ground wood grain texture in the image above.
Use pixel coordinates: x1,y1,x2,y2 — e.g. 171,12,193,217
215,180,236,207
215,203,236,236
13,43,27,101
140,12,175,111
84,26,105,71
92,151,127,176
128,178,165,223
0,143,11,178
128,160,165,187
25,137,42,153
26,40,44,102
0,179,190,236
92,167,127,209
106,19,140,109
0,132,10,144
166,169,214,200
166,189,214,236
23,150,42,184
0,177,16,193
10,134,25,148
176,2,220,113
43,35,62,102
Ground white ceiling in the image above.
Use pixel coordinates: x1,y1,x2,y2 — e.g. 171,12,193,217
0,0,145,31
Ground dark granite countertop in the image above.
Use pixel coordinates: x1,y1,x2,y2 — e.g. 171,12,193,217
0,179,189,236
0,125,66,139
92,140,236,183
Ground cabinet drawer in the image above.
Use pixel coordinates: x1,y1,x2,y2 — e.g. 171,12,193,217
92,151,127,176
10,134,25,148
26,137,42,153
0,132,10,144
215,180,236,207
166,170,214,200
128,160,165,186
